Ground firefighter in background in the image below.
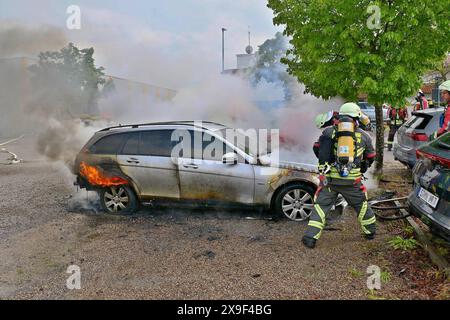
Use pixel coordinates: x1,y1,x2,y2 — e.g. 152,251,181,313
433,80,450,138
414,90,429,111
302,103,377,249
387,105,408,151
313,111,339,157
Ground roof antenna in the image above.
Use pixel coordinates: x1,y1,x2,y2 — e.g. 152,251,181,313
246,25,253,54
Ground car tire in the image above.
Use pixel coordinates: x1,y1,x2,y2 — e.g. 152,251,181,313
99,185,138,214
273,183,315,221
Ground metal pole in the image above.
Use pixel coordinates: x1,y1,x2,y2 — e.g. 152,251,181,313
222,28,226,73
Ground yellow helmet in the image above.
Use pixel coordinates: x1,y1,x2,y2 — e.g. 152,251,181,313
339,102,362,118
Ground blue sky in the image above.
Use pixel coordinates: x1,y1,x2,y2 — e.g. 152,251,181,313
0,0,283,87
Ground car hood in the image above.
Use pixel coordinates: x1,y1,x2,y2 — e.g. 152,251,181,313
277,160,319,174
257,154,318,173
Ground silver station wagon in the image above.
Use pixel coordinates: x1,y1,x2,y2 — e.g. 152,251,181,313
74,121,346,221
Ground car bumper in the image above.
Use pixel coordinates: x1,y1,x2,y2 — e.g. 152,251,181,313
393,143,416,167
408,188,450,241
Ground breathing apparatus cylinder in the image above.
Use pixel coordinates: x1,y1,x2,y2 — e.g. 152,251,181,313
336,116,356,177
359,114,370,127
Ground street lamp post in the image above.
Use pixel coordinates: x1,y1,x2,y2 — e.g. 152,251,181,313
222,28,227,73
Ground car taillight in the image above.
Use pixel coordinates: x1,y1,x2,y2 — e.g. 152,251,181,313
415,149,424,160
416,149,450,168
407,132,428,141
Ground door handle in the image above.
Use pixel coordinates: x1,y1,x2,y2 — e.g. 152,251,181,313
126,157,140,164
183,163,198,169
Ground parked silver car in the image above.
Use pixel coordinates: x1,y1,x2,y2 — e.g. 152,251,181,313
393,108,444,168
357,102,389,130
74,121,345,221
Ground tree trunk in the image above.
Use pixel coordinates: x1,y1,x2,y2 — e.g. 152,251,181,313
374,104,385,174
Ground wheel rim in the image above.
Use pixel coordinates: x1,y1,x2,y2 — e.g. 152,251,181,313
104,186,129,213
281,189,313,221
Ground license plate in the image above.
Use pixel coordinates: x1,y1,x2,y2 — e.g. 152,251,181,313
418,187,439,209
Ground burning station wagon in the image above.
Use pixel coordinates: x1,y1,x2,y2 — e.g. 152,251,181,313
74,121,346,221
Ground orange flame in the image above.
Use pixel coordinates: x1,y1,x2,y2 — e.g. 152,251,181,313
79,162,128,187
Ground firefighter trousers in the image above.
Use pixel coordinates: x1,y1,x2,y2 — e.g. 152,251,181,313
387,125,400,150
304,181,376,240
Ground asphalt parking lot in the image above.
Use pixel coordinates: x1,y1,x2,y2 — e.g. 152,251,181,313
0,136,441,299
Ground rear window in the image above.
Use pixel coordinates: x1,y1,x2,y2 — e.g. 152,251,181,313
404,114,431,130
90,133,129,154
433,132,450,150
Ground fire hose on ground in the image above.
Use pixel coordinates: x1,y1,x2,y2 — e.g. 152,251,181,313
369,195,411,220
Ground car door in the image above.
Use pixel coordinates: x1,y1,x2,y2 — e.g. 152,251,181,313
177,130,255,203
117,130,180,199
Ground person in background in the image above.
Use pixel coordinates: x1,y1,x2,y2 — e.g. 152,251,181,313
435,80,450,138
414,89,429,111
387,105,408,151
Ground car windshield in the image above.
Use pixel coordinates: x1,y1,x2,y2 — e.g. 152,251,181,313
217,128,264,158
404,114,431,130
358,102,374,110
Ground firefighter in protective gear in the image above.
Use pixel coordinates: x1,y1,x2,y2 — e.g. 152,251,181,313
313,111,339,157
387,105,408,151
434,80,450,138
314,111,338,130
414,90,429,111
302,103,377,249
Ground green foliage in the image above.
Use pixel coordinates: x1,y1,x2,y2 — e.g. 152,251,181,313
436,246,448,257
29,43,108,117
367,289,387,300
268,0,450,107
380,270,391,283
348,267,364,278
267,0,450,170
403,226,415,237
388,236,419,251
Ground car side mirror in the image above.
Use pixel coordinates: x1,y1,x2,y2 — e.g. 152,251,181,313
222,152,238,165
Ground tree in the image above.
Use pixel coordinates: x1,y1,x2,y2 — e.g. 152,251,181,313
29,43,107,118
267,0,450,173
429,54,450,81
249,32,297,100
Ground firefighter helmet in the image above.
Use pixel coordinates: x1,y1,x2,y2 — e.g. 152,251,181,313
314,111,334,129
339,103,361,118
439,80,450,92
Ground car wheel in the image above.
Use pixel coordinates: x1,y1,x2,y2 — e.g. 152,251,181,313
99,185,138,214
273,183,315,221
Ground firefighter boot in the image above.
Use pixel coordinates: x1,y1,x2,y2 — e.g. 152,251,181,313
302,236,316,249
365,232,376,240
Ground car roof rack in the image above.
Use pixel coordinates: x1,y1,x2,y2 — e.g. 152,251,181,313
98,120,228,132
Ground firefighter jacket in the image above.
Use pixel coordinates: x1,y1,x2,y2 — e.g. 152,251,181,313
388,107,408,126
316,126,376,185
437,103,450,137
414,96,429,111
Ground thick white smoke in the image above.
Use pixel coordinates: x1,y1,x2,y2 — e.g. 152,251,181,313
0,22,343,170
